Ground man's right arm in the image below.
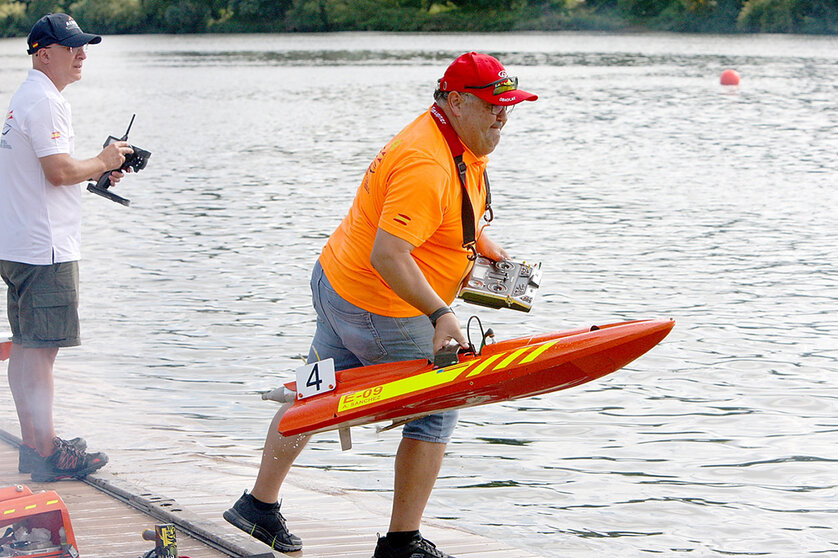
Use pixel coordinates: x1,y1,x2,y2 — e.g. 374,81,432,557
370,227,468,353
39,141,132,186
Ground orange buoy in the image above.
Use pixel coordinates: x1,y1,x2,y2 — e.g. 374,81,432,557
720,69,740,86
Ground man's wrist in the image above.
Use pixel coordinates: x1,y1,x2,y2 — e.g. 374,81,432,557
428,305,454,327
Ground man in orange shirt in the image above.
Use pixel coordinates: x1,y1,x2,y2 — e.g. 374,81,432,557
225,52,537,558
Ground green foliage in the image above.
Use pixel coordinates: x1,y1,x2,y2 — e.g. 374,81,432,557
321,0,528,30
618,0,670,18
653,0,722,30
707,0,745,31
135,0,224,32
584,0,619,10
1,0,68,38
286,0,332,31
518,1,629,30
737,0,794,29
801,0,838,32
162,0,211,32
230,0,293,20
69,0,145,34
26,0,70,20
0,0,835,36
454,0,525,9
737,0,838,31
328,0,429,30
137,0,181,32
0,1,27,38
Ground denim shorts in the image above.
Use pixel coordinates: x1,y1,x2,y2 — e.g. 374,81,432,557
308,260,458,444
1,260,80,348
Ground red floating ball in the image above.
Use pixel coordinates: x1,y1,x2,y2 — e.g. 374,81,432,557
720,69,740,86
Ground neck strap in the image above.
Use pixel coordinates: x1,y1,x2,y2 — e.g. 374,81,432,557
429,105,493,261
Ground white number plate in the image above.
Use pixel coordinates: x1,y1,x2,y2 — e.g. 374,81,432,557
294,358,337,400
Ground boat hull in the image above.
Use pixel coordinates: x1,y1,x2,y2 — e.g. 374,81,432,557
278,319,674,437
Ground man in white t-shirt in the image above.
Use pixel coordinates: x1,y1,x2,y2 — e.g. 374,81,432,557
0,13,133,482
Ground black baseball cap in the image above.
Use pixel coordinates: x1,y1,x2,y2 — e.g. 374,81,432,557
27,13,101,55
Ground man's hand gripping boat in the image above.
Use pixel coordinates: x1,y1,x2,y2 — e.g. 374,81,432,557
268,319,674,449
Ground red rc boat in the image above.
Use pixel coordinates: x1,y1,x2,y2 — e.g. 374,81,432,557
271,319,674,448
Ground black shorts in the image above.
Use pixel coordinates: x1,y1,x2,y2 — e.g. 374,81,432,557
1,260,81,348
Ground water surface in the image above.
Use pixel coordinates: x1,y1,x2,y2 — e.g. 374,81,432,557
1,31,836,557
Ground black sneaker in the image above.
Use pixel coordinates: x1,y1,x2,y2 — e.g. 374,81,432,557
372,532,454,558
223,491,302,552
30,437,107,482
19,437,87,473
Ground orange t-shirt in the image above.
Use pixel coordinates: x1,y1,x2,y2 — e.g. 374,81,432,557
319,107,488,317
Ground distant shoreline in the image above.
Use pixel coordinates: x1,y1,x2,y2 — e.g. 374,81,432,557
1,1,836,39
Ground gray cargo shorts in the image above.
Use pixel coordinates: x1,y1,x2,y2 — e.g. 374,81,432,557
0,260,81,348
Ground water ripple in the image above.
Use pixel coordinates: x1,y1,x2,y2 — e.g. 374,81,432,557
0,32,836,557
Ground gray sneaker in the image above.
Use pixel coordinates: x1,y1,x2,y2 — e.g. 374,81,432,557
223,491,302,552
19,437,87,473
30,437,107,482
372,532,454,558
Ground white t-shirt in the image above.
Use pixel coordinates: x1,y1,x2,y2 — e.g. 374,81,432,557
0,69,81,265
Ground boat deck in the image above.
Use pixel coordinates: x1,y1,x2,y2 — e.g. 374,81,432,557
0,433,540,557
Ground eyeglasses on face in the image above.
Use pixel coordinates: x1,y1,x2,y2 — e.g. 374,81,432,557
462,93,514,116
488,103,514,115
45,44,88,56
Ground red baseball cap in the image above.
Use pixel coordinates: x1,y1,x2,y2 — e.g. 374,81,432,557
438,52,537,106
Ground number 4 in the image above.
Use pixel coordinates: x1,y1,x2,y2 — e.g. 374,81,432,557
295,358,336,400
307,363,323,391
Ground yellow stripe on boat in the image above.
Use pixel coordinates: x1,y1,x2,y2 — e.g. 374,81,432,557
338,364,469,412
520,340,559,363
496,346,533,369
466,353,504,377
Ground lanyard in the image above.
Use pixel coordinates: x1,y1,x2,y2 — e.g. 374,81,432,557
429,104,493,261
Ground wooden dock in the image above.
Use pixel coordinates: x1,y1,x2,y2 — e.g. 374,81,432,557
0,430,541,557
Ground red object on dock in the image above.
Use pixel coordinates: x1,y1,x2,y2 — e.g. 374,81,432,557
278,319,675,437
0,484,78,557
0,339,10,361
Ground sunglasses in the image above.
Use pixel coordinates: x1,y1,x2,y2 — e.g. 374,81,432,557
464,76,518,96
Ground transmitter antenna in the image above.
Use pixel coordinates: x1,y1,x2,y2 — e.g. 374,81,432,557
121,114,136,141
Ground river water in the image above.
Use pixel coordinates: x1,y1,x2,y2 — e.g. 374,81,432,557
1,31,837,557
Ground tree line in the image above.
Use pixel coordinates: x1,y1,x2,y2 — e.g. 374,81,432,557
1,0,836,38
